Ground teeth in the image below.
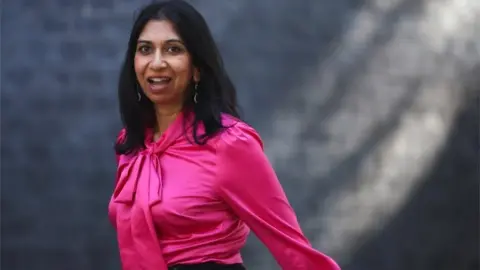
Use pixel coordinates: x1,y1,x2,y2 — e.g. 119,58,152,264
149,77,169,83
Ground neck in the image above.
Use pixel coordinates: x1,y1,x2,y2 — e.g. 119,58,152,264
154,104,182,136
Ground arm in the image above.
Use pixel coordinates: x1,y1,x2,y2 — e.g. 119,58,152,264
216,123,340,270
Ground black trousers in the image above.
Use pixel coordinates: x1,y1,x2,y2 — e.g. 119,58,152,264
168,262,246,270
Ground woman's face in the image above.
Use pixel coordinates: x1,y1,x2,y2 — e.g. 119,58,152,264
134,20,199,108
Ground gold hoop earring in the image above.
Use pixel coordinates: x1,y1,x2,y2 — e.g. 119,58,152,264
193,83,198,104
136,85,142,102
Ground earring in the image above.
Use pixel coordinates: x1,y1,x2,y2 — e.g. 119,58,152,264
136,85,142,102
193,82,198,104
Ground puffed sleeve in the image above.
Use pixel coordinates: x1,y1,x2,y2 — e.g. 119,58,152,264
216,122,340,270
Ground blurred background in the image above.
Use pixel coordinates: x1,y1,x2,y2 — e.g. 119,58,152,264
1,0,479,269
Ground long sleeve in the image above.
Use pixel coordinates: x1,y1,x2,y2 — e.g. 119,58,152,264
216,123,340,270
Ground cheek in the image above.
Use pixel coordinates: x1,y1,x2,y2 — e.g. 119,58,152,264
172,59,194,86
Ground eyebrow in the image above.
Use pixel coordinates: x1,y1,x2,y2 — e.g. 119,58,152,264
137,38,184,45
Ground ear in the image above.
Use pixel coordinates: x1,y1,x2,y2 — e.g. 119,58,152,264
193,67,200,83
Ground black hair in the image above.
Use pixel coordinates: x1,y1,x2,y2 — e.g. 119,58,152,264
115,0,240,155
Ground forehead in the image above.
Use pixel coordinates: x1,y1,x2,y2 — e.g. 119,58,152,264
138,20,181,41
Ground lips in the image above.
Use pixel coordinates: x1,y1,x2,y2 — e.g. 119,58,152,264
147,76,171,84
146,76,172,93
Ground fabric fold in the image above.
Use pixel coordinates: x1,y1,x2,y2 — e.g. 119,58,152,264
111,112,191,269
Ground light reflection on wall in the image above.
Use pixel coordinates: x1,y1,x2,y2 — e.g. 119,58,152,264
263,0,478,262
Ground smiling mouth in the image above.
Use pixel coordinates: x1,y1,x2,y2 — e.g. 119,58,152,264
147,76,172,84
146,76,172,93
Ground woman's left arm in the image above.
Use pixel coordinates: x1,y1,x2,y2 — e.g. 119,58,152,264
216,124,340,270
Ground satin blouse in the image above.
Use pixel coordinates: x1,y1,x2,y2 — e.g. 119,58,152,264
108,112,340,270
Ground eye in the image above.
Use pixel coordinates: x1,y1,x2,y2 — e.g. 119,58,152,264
137,45,152,54
166,45,184,54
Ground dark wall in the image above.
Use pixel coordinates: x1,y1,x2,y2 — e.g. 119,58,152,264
1,0,478,269
342,90,479,270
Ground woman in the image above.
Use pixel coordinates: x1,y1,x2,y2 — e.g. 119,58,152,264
108,1,340,269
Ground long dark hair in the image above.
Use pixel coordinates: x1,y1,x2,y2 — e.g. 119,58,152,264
115,0,240,155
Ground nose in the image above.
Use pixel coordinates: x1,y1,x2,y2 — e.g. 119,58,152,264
150,50,167,70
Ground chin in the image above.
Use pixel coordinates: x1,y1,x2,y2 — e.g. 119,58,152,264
145,94,183,108
147,97,172,105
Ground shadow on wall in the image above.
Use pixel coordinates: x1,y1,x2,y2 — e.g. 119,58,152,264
343,85,479,270
252,0,430,222
291,0,428,218
213,0,367,125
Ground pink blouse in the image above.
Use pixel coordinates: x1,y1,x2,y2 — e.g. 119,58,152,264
108,112,340,270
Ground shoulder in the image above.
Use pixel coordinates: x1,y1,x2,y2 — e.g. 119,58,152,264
216,114,264,155
214,115,273,188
